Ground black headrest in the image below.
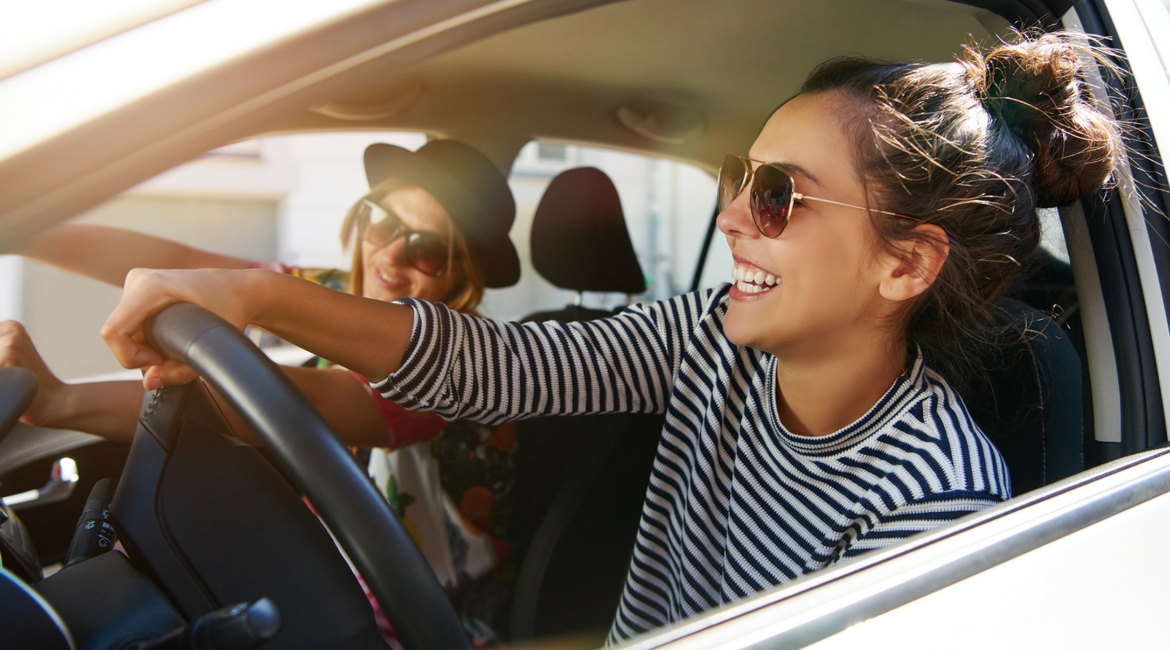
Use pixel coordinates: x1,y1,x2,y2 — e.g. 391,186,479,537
531,167,646,294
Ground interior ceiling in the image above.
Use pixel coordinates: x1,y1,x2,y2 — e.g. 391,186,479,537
270,0,996,171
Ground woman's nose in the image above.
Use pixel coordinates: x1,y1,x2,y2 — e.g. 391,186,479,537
716,187,759,240
372,235,410,266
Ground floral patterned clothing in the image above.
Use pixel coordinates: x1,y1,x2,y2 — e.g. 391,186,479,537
250,261,518,642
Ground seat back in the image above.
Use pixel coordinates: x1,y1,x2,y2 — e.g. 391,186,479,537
510,168,661,645
961,299,1084,495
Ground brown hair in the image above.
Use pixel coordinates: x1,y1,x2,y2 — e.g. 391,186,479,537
799,30,1123,381
339,178,486,313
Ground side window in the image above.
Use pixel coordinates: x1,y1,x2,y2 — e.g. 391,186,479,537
3,133,720,379
479,141,718,320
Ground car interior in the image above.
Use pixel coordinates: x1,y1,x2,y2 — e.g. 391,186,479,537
2,0,1167,648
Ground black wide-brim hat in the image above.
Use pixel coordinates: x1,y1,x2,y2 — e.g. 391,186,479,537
364,140,520,288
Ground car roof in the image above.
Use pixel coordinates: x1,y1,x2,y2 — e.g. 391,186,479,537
270,0,1004,168
0,0,1072,249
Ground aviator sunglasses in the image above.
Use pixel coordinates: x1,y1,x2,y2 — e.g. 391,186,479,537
356,198,454,277
718,154,919,238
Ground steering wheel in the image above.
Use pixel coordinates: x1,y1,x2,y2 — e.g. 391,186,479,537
0,367,36,444
147,303,470,650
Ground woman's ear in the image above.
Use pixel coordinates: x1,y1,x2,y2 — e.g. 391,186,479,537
879,224,949,303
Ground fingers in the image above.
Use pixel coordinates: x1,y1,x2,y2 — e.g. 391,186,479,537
103,267,263,388
0,320,55,381
143,363,198,391
1,320,66,426
101,270,166,369
101,268,196,384
0,320,28,367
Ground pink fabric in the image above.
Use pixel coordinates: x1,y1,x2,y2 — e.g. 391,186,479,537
303,497,404,650
345,369,446,449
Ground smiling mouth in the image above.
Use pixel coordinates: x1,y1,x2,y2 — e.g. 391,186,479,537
373,267,405,288
732,263,780,294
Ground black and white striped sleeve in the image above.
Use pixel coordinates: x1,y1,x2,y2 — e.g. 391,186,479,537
841,491,1003,560
370,293,713,425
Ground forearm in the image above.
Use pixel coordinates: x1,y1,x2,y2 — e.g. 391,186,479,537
40,369,390,448
208,366,392,448
103,268,415,391
374,298,673,424
48,381,145,442
244,272,415,380
21,224,250,287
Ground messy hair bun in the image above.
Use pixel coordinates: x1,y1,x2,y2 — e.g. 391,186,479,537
799,30,1124,384
965,33,1123,207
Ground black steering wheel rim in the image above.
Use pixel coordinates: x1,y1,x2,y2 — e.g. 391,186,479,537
148,303,470,650
0,367,37,445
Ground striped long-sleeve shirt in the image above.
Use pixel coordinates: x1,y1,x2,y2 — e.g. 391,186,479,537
372,285,1010,643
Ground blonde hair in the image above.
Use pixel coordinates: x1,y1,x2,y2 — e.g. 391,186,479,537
339,178,485,313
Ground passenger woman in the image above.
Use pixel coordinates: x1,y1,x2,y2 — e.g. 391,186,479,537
6,140,522,644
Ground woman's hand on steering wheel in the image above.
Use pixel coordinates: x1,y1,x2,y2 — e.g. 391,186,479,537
102,267,261,390
0,320,66,427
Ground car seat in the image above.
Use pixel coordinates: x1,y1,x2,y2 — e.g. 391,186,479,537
509,167,664,644
962,295,1085,496
522,166,646,321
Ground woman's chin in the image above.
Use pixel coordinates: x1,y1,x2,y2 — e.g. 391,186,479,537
723,304,763,349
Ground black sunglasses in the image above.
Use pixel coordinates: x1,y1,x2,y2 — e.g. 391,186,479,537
717,154,919,238
356,199,453,277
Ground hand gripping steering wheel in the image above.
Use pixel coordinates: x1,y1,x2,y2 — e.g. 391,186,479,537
148,303,469,650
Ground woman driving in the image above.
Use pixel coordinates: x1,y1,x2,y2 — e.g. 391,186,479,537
96,31,1123,643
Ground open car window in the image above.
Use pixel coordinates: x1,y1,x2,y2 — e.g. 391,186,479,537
7,132,430,381
5,133,718,380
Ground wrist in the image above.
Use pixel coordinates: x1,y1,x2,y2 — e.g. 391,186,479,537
27,381,75,429
239,269,284,329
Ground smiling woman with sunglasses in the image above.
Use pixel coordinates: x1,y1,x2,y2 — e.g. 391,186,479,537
12,139,524,645
101,31,1124,644
354,199,455,277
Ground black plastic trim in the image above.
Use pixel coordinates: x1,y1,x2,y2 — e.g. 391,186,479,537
948,0,1067,27
1073,0,1167,454
1086,0,1170,448
689,206,721,293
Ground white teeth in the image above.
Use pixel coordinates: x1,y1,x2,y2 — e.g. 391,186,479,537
732,264,780,291
725,265,781,293
736,280,770,294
